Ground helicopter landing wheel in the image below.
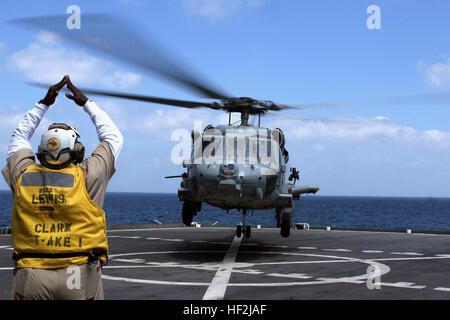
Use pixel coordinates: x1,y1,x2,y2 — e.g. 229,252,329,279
280,209,292,238
182,201,196,226
244,225,251,239
236,225,242,238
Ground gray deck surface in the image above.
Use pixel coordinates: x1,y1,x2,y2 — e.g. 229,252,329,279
0,226,449,300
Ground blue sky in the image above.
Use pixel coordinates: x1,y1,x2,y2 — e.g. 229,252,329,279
0,0,450,197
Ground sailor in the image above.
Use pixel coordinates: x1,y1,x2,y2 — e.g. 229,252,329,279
1,75,123,300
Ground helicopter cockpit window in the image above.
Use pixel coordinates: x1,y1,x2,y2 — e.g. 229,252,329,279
201,129,224,163
224,131,257,164
248,137,272,164
202,137,222,157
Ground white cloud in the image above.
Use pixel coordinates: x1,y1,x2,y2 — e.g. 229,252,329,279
90,99,233,139
102,72,141,91
266,116,450,149
181,0,265,21
36,30,60,45
7,31,141,90
91,96,450,150
87,95,450,150
135,108,222,138
371,116,390,121
418,58,450,88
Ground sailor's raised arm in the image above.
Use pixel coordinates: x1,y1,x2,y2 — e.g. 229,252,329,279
82,101,123,162
65,76,123,163
7,76,67,159
7,102,48,159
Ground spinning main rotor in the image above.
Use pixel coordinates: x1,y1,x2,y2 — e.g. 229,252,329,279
12,14,450,123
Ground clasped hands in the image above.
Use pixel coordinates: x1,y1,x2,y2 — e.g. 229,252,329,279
40,75,88,107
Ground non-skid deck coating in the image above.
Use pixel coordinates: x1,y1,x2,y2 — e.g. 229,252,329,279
0,226,449,300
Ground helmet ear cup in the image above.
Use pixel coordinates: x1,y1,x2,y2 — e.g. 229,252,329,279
71,140,85,164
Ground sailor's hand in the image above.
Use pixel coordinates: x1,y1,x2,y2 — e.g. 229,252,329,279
39,75,68,106
65,76,89,106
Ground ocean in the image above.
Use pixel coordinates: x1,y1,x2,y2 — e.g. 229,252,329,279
1,190,449,232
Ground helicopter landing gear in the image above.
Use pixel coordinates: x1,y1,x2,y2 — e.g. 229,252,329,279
244,225,251,238
236,225,252,239
275,208,282,228
236,209,251,238
236,224,242,237
182,201,198,226
280,207,293,238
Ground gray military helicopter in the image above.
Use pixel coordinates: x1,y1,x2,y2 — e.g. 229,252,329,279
165,97,319,238
14,14,449,238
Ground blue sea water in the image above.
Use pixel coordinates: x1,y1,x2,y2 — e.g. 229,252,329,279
0,190,449,231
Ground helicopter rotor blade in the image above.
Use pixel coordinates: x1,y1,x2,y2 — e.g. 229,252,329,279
265,111,362,124
11,14,230,100
288,93,450,110
27,81,219,109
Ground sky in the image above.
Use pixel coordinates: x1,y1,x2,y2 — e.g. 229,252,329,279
0,0,449,197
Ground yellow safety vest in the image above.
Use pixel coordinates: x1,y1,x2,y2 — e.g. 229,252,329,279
12,164,108,268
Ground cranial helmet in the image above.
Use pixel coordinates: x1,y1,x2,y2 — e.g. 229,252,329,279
37,123,85,169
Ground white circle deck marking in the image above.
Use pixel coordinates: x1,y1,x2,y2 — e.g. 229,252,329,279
102,250,391,287
98,234,450,296
390,252,423,256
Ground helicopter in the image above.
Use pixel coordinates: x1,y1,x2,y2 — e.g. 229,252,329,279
12,14,450,238
165,97,319,238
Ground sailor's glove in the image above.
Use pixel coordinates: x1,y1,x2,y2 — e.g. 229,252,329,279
65,76,89,106
39,75,68,106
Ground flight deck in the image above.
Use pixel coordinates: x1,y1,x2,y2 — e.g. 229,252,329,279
0,225,449,300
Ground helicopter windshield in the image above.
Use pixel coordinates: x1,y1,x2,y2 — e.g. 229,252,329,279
198,128,279,168
202,135,222,160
